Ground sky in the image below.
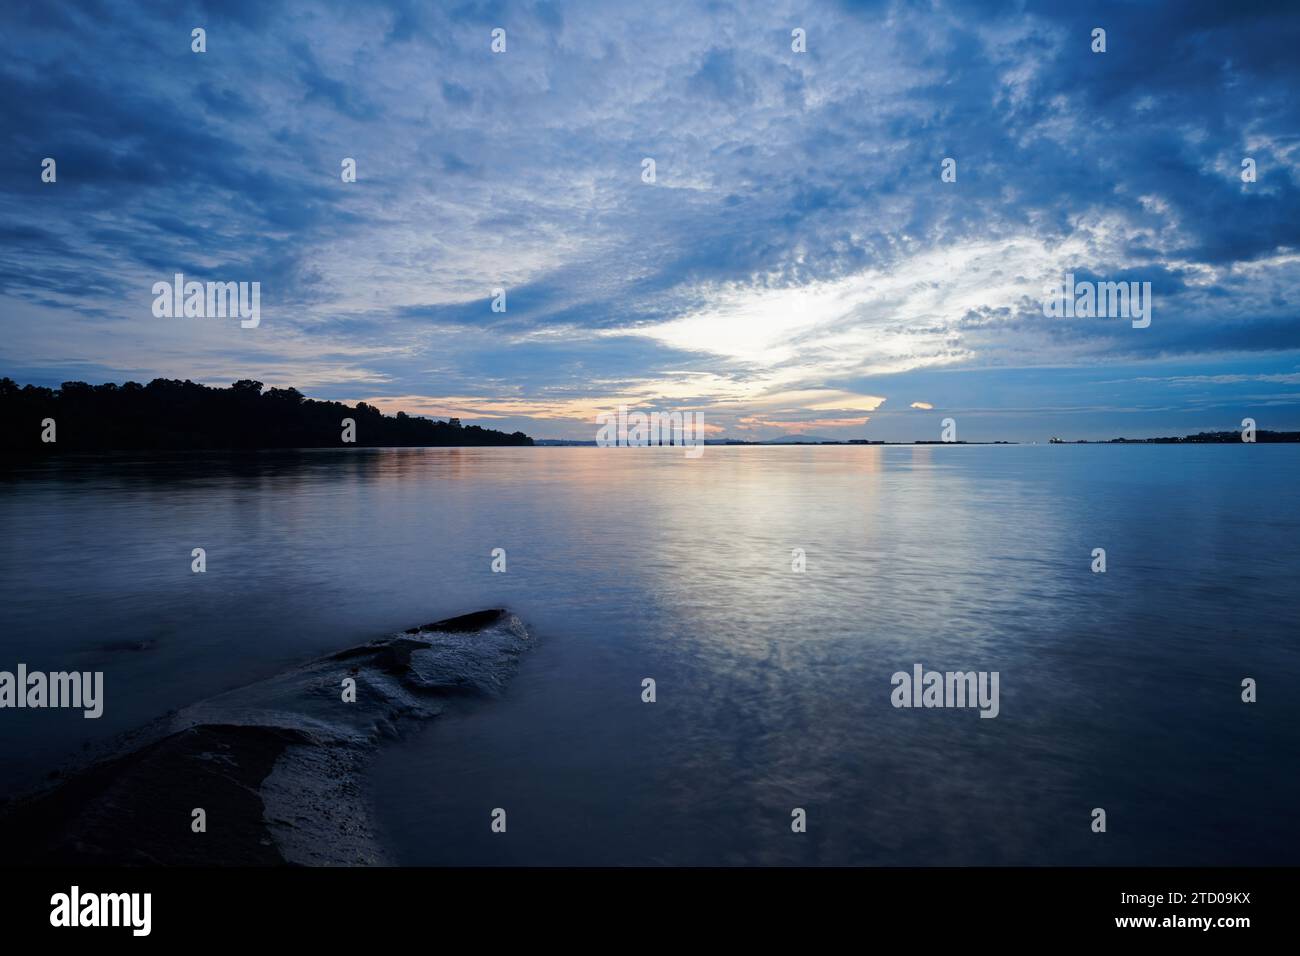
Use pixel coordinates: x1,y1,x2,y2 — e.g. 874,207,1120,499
1,0,1299,441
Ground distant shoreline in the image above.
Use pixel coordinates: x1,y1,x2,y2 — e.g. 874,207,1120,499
5,378,1295,453
0,377,533,454
534,431,1300,446
8,437,1298,458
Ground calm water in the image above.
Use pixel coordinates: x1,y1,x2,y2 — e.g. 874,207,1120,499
1,445,1297,865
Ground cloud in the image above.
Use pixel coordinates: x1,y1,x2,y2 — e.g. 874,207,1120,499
0,0,1298,439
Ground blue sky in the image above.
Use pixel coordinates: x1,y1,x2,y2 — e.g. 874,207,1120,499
2,0,1299,440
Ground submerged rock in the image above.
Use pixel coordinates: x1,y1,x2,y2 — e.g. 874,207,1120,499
0,610,531,865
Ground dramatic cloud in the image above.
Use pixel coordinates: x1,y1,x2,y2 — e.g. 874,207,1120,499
1,0,1297,440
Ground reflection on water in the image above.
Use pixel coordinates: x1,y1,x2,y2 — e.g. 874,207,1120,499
1,446,1297,864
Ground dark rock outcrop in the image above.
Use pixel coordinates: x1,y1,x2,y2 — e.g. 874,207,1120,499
0,610,531,866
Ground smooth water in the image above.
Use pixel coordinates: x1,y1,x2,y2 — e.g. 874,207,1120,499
1,445,1297,865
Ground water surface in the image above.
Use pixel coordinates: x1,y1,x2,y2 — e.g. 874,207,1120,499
1,445,1296,864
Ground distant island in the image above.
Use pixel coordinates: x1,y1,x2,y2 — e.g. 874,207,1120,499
0,378,532,453
539,433,1298,447
1050,431,1300,444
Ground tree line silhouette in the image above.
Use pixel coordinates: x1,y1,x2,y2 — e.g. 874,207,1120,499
0,378,533,453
